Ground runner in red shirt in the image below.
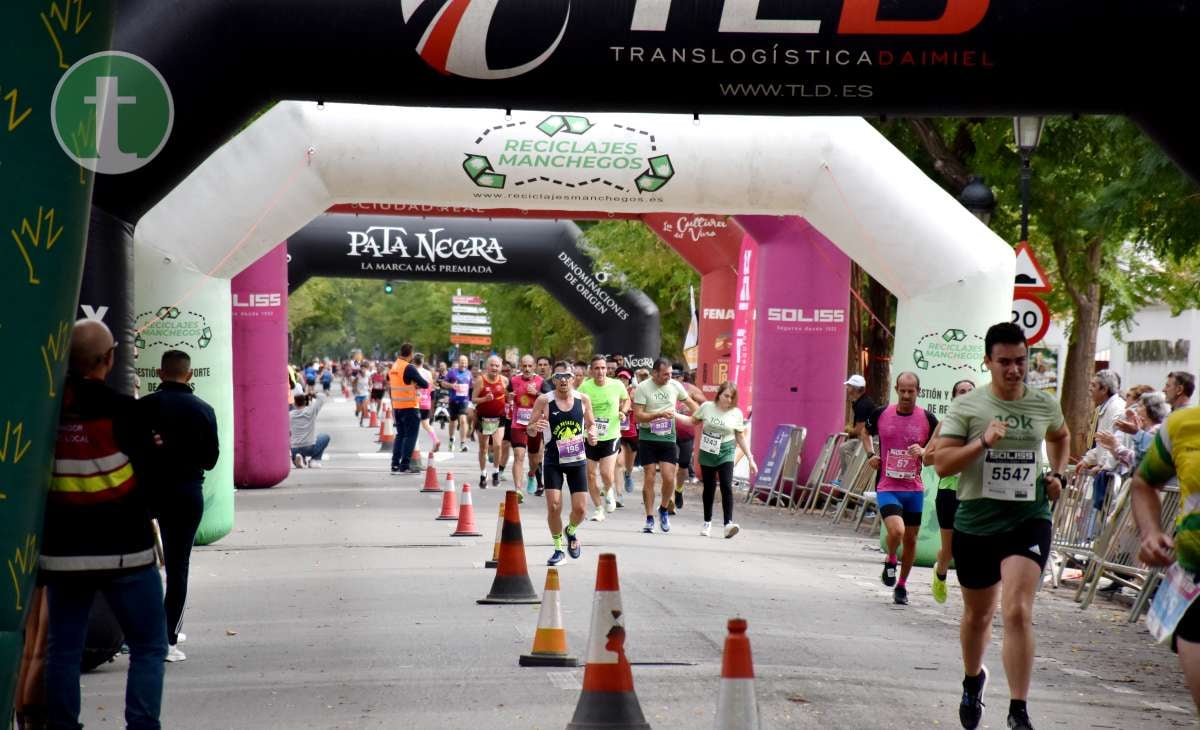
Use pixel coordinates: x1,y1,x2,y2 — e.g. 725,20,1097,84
509,355,545,496
472,355,508,489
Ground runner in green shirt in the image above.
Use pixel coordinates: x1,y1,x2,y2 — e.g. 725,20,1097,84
933,322,1069,730
633,358,702,534
691,382,756,538
578,355,630,521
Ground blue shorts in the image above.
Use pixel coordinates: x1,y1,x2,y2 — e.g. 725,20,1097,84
877,490,924,527
355,395,367,404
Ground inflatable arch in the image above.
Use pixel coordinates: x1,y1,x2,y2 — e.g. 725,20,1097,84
234,214,661,489
8,2,1198,700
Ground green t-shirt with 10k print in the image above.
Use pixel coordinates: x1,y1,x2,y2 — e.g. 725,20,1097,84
938,385,1064,536
634,378,688,443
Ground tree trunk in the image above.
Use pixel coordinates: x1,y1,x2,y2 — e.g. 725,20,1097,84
865,274,894,405
1053,236,1105,457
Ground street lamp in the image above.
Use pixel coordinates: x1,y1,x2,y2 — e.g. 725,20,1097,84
1013,116,1046,243
959,175,996,225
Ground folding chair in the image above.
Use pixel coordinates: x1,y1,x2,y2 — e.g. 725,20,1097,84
817,449,868,519
786,432,834,511
806,437,861,514
767,427,807,509
832,460,878,526
799,433,847,513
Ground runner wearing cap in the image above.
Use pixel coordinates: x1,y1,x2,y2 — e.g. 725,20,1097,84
844,373,876,470
528,361,598,565
933,322,1069,730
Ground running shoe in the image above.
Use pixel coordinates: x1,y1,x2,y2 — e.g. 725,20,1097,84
492,471,500,487
390,466,401,475
461,443,469,452
309,460,323,469
700,521,712,537
605,492,617,512
882,561,898,587
526,475,537,494
643,516,654,533
675,488,684,509
566,531,581,559
724,523,740,539
165,645,187,663
959,666,988,730
932,572,949,604
432,440,440,453
659,507,670,533
547,550,565,566
294,453,305,468
893,585,909,605
535,486,545,497
1007,710,1034,730
590,506,606,522
624,474,634,493
479,474,487,490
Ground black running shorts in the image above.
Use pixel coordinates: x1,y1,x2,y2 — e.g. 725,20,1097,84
936,489,959,530
544,462,588,494
585,439,620,461
638,440,678,466
951,519,1052,590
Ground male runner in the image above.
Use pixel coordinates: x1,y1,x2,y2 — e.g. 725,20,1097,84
580,355,631,521
861,371,938,605
934,322,1069,730
440,355,473,452
572,361,587,390
633,358,702,533
617,370,639,495
536,356,555,394
509,355,546,495
497,361,514,480
472,355,508,489
528,361,597,566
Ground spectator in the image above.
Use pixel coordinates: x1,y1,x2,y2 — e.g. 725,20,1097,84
843,374,875,471
41,320,166,729
290,392,330,468
1079,369,1128,539
1165,370,1195,411
1099,391,1169,469
139,350,219,662
389,343,430,474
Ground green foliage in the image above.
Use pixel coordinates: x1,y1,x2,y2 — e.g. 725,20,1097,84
288,220,700,364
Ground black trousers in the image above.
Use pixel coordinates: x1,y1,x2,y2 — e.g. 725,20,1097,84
701,462,735,524
157,481,204,646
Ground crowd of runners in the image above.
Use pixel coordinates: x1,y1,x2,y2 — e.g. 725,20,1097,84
278,317,1200,730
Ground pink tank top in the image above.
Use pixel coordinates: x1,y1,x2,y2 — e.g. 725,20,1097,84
876,405,931,493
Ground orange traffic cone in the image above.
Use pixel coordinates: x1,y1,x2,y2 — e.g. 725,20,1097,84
519,568,577,667
436,475,459,521
715,618,760,730
485,500,505,569
425,469,449,495
423,461,440,492
377,417,394,452
451,483,483,537
368,409,378,429
477,491,540,604
566,553,649,730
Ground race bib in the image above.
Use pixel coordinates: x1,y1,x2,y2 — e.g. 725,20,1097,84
1147,563,1200,644
481,417,500,436
982,450,1037,502
619,411,630,431
515,407,533,426
596,417,610,438
454,383,469,397
884,448,920,482
556,435,586,464
700,431,723,455
650,417,674,437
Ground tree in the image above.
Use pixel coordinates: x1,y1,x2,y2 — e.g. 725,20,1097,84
878,117,1200,454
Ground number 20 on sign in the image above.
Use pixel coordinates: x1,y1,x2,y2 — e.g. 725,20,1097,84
1012,294,1050,346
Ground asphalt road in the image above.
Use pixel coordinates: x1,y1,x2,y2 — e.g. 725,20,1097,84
76,395,1194,729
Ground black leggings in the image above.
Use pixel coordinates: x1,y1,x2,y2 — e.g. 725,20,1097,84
157,484,204,646
701,462,734,524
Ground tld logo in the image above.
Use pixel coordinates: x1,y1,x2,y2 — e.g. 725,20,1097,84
233,293,282,308
767,308,846,323
408,0,989,80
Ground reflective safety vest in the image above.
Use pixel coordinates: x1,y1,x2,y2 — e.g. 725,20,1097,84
389,357,420,410
50,417,137,505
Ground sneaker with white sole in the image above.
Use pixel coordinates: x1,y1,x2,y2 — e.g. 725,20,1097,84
700,522,712,537
605,493,617,513
293,453,304,468
724,523,740,539
590,506,606,522
309,460,322,469
165,645,186,663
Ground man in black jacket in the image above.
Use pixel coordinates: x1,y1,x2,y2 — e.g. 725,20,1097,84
41,320,166,729
139,350,219,662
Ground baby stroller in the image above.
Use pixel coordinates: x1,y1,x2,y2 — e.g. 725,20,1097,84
433,392,450,430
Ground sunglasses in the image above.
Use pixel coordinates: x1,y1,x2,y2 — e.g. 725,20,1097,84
552,372,573,380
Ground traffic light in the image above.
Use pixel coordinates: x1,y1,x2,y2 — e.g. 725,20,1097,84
383,281,394,294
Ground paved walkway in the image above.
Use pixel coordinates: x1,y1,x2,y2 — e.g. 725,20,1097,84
76,394,1193,728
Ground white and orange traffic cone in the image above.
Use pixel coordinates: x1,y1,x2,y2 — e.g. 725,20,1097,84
368,409,378,429
566,553,649,729
436,475,459,521
425,469,449,495
478,491,540,604
422,460,440,492
377,416,394,452
519,568,577,667
410,446,425,471
485,500,505,569
715,618,760,730
451,483,483,537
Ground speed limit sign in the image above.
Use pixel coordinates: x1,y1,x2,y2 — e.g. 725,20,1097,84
1012,294,1050,346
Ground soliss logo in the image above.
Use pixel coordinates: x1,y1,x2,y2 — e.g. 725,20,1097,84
405,0,988,80
767,308,846,323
